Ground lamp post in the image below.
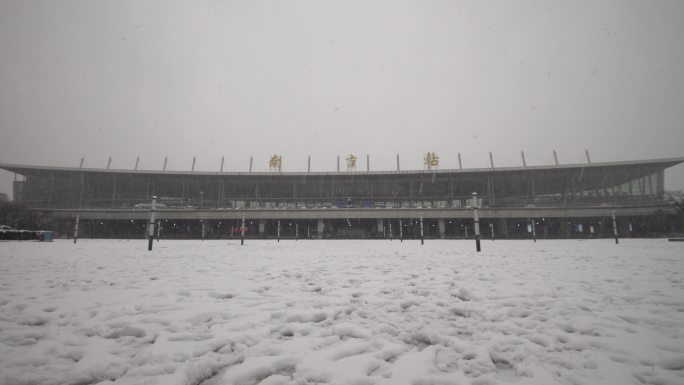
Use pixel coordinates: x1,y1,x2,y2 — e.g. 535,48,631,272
148,196,157,251
73,214,80,244
612,210,619,244
472,192,481,252
400,219,403,242
241,214,246,245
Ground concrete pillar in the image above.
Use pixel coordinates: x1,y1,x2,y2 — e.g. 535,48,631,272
258,220,265,238
499,218,508,238
560,220,571,238
438,218,446,239
317,219,324,239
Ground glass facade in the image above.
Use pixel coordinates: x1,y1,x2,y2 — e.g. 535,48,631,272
7,163,668,210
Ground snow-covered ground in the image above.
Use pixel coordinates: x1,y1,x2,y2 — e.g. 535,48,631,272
1,239,683,385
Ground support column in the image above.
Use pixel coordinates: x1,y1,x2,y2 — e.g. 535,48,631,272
419,212,424,245
258,220,266,239
438,218,446,239
377,219,384,237
314,219,322,239
499,218,508,238
559,220,571,239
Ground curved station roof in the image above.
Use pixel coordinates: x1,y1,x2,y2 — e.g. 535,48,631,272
2,156,683,178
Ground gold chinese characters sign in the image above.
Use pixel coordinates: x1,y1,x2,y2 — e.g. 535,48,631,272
424,152,439,169
269,155,282,172
345,155,357,171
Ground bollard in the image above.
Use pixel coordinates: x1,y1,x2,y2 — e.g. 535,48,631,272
201,220,205,241
531,219,537,242
157,220,161,242
295,223,299,241
277,220,280,242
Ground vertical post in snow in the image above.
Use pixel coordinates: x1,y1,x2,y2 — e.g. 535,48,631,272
531,219,537,242
79,157,85,168
295,223,299,241
73,214,80,244
201,220,205,241
366,155,370,172
458,153,463,170
107,157,112,170
396,154,400,171
400,219,403,242
241,214,246,245
277,220,281,242
473,192,481,252
521,151,527,167
337,155,340,172
419,212,424,245
191,157,196,172
163,156,168,171
307,226,310,239
220,156,224,172
553,150,559,166
135,157,140,171
585,149,592,164
490,223,494,241
465,225,468,240
157,220,161,242
249,156,253,172
389,221,393,241
489,153,494,169
308,156,311,172
148,196,156,251
612,210,619,244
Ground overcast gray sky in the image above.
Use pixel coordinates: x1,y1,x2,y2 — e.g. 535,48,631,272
1,0,683,198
